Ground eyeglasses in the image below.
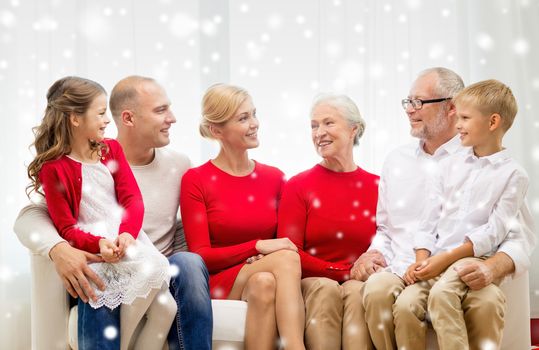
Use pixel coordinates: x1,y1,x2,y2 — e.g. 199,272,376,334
401,97,451,110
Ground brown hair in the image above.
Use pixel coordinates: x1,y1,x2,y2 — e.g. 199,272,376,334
200,83,250,139
453,79,517,131
26,76,106,197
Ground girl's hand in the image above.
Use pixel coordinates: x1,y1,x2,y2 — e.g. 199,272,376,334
255,238,298,255
99,239,120,263
115,232,136,258
415,254,451,281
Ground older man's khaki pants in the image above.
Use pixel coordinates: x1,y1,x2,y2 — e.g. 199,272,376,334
363,259,505,350
301,277,374,350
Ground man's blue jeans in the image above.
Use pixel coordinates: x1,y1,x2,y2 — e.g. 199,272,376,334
78,299,120,350
167,252,212,350
78,252,212,350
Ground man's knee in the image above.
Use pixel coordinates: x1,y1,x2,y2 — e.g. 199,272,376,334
169,252,208,282
363,272,400,306
393,283,428,322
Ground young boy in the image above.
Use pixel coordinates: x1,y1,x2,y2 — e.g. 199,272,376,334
404,79,534,349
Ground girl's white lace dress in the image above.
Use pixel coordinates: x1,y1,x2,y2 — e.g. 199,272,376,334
76,160,170,310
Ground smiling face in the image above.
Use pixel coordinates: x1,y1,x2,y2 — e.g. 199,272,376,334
77,93,109,142
310,103,356,159
216,96,259,150
132,81,176,148
455,101,493,148
406,72,451,141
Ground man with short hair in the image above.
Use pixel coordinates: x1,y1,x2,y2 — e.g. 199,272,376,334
352,67,535,349
14,75,212,350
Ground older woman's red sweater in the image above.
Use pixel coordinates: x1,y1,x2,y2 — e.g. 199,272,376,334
277,164,379,282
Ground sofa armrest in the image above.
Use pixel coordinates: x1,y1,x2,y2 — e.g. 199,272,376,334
30,253,70,350
500,272,531,349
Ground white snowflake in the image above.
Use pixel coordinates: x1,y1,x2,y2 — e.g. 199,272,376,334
103,7,113,16
29,232,41,243
169,13,198,38
267,14,283,30
0,10,16,27
103,325,118,340
513,38,529,55
169,264,180,277
479,339,497,350
201,20,217,36
477,33,494,50
428,44,445,59
157,292,169,304
239,3,249,13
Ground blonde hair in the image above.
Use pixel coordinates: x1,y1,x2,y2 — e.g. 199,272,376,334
27,76,106,197
311,93,366,146
200,83,250,139
453,79,517,131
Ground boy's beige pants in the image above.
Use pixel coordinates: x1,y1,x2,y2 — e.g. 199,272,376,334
363,258,506,350
301,277,374,350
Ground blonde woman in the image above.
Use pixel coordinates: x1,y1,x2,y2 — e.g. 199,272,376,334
180,84,305,350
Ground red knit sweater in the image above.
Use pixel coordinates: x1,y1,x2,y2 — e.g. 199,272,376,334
180,160,285,299
39,139,144,253
277,164,379,282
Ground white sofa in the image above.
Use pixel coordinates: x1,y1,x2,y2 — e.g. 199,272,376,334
30,252,531,350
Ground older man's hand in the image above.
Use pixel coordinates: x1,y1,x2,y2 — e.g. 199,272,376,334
454,260,494,290
350,250,387,281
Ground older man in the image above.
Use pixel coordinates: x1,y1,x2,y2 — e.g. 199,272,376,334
14,76,212,350
352,67,536,349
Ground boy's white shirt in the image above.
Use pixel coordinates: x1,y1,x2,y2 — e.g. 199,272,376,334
370,135,536,279
415,147,536,277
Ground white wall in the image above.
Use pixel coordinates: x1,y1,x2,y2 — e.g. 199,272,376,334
1,0,537,348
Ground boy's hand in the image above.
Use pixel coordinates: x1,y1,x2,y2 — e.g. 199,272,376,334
116,232,136,258
99,238,120,263
415,253,451,281
403,262,422,285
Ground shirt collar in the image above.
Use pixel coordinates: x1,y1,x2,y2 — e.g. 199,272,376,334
465,147,511,165
416,134,463,158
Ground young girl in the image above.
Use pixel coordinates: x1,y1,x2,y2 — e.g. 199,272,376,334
27,76,176,350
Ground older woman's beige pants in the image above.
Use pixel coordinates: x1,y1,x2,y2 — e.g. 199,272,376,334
301,277,374,350
363,259,505,350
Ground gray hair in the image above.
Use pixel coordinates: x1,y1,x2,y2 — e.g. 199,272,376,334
417,67,464,98
310,93,366,146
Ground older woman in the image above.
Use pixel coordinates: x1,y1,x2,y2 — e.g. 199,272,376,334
180,83,305,350
277,94,379,350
